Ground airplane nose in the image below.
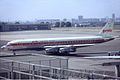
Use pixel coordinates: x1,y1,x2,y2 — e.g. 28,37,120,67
1,45,7,49
104,38,115,42
110,38,115,40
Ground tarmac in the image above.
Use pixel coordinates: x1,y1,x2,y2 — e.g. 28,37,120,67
0,27,120,76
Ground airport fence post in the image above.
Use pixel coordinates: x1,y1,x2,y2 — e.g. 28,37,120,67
91,73,94,80
28,61,30,79
115,65,120,77
11,61,14,79
87,75,91,80
39,60,42,78
59,58,62,80
6,61,10,79
28,61,32,79
0,60,2,69
28,61,33,79
66,58,69,79
8,71,10,79
49,60,52,78
18,63,21,80
33,65,35,80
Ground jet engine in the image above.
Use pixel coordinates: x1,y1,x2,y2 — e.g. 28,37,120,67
45,47,76,54
45,47,59,54
59,47,76,54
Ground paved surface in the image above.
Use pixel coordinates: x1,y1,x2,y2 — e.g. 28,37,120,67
0,28,120,75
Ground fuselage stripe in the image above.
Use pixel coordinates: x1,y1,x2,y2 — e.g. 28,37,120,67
9,39,104,47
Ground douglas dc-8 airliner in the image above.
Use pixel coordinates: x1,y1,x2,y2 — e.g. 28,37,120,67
1,21,115,54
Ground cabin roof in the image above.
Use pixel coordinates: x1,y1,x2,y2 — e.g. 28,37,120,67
8,36,103,44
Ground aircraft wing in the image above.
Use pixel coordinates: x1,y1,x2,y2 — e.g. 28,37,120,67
83,56,120,59
44,44,95,48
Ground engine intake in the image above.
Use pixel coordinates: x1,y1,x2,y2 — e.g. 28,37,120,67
45,47,59,54
45,47,76,54
59,47,76,54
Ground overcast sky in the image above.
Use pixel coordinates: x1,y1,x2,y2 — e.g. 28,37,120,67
0,0,120,21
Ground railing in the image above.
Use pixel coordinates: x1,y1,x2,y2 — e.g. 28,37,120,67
0,58,120,79
0,58,68,79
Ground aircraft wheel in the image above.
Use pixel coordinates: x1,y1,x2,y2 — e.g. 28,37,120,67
44,51,49,55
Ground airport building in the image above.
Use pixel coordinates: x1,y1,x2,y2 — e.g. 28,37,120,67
0,23,51,32
71,14,120,28
36,19,60,24
0,14,120,31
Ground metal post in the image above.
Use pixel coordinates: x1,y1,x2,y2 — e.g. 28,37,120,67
8,71,10,79
0,59,1,69
32,65,35,80
7,62,10,79
39,60,42,77
13,51,16,56
18,63,21,80
49,60,52,78
59,58,62,80
66,58,69,69
66,58,69,79
91,73,94,80
11,62,14,79
115,65,120,77
28,61,32,79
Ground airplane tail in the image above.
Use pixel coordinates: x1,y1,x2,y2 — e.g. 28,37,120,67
99,20,114,35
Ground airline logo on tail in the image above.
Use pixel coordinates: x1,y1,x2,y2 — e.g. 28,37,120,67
99,20,114,34
103,29,112,33
102,22,113,33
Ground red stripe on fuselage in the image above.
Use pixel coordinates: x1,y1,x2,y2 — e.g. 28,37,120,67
9,39,104,47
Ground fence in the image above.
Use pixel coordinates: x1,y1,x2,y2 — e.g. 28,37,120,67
0,58,120,79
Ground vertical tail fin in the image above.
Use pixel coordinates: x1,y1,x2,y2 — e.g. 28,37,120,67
99,20,114,34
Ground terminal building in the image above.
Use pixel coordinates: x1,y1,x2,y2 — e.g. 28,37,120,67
71,14,120,29
36,19,60,25
0,23,51,32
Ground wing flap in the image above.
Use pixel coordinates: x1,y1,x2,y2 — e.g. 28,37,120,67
83,56,120,59
44,44,95,48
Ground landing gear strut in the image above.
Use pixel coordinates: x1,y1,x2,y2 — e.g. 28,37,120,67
13,51,16,56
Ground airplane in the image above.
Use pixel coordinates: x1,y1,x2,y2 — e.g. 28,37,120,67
1,20,115,55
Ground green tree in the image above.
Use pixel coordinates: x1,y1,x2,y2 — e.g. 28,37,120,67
55,22,60,27
61,22,65,27
66,22,71,27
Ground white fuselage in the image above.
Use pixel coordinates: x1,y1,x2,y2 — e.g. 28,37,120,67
2,35,113,50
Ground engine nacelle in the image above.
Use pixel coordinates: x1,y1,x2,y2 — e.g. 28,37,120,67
59,47,76,54
45,47,76,54
45,47,59,54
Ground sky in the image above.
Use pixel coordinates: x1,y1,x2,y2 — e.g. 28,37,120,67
0,0,120,21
